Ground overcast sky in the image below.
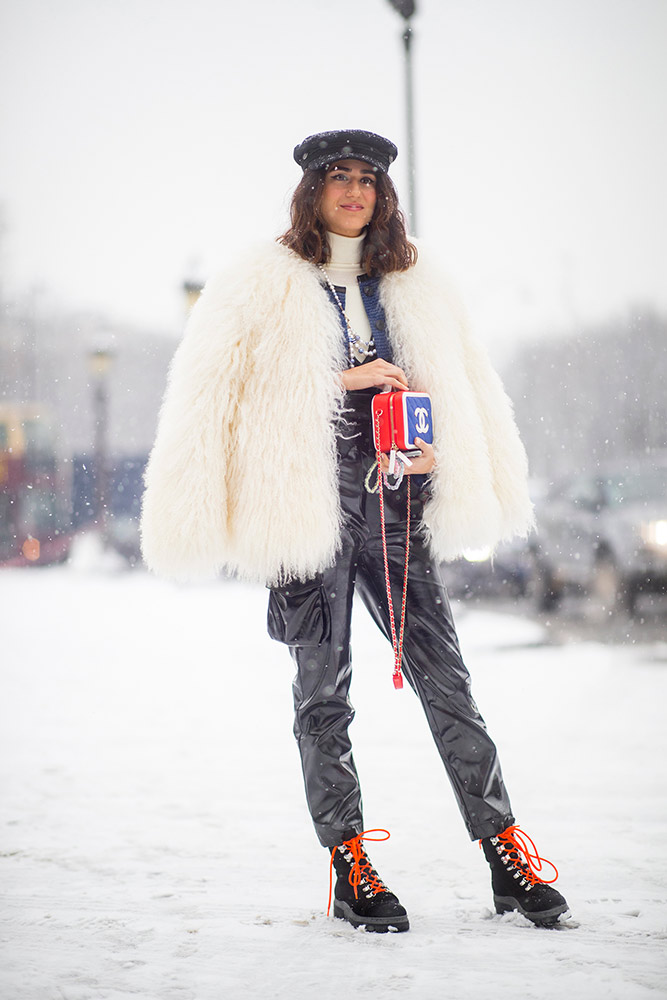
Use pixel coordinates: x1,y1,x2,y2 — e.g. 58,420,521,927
1,0,665,357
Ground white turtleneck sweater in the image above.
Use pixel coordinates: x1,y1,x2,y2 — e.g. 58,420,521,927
323,230,374,364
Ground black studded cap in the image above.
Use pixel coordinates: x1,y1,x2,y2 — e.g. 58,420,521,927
293,129,398,173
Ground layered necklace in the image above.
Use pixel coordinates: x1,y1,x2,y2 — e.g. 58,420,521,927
318,266,377,365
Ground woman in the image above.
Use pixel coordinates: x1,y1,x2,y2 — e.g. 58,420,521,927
141,129,569,932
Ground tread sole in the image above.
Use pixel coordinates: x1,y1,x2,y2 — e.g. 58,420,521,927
494,894,571,927
333,899,410,933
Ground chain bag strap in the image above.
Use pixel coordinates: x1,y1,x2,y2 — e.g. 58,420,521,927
368,389,433,689
372,405,411,690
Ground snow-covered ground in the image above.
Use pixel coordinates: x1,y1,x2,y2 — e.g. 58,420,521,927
2,554,666,1000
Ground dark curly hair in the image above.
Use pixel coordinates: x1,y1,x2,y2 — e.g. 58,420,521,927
278,167,417,276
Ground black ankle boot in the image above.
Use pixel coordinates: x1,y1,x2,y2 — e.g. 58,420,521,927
328,829,409,933
481,825,570,927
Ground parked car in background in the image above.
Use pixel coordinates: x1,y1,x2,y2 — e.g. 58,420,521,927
442,478,545,602
442,538,532,601
530,457,667,615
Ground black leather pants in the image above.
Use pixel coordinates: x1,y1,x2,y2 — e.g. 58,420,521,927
267,395,515,849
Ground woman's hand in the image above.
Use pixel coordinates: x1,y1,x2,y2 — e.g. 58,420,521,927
379,438,436,476
339,359,409,392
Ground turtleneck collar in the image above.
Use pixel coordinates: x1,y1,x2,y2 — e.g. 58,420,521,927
326,230,365,269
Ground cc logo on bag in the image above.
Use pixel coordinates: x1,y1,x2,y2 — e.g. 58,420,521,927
414,407,430,434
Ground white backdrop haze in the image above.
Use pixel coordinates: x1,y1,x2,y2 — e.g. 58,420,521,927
1,0,666,354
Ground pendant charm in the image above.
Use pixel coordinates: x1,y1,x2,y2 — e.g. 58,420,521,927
320,266,376,363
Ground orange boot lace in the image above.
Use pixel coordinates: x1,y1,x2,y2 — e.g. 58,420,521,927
481,824,559,885
327,828,392,916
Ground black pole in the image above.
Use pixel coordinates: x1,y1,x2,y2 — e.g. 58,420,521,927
89,348,113,548
93,371,109,547
387,1,418,235
402,22,417,235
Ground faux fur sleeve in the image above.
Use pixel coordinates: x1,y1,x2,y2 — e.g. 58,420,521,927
381,247,534,559
140,243,348,584
140,266,252,580
442,277,535,542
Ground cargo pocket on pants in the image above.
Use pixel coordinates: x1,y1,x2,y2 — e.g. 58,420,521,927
267,576,331,646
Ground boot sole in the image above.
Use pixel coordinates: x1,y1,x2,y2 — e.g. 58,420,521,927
333,900,410,933
494,895,571,928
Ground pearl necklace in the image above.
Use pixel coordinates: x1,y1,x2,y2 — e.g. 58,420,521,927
319,266,377,364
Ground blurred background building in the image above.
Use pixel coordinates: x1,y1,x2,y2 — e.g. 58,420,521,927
0,290,177,564
506,309,667,480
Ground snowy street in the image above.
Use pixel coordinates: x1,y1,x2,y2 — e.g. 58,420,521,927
2,560,666,1000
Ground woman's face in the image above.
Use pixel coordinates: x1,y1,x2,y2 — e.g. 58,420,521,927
319,159,378,237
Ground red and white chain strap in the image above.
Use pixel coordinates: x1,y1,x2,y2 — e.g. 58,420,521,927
372,406,411,690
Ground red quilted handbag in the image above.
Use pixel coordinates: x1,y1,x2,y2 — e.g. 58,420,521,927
371,390,433,456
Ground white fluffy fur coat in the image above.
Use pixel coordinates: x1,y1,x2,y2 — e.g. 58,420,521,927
140,241,533,584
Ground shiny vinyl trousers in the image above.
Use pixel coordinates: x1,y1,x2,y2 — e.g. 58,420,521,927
267,412,515,849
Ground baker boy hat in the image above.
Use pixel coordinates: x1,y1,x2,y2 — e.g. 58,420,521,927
293,129,398,173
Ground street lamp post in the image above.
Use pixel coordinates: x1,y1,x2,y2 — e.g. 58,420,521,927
88,346,114,548
182,278,204,314
387,0,418,235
